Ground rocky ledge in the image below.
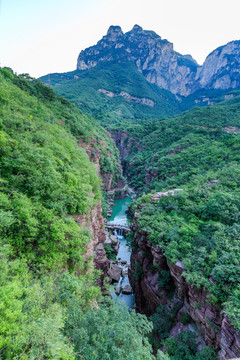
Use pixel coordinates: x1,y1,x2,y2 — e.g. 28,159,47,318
97,88,155,107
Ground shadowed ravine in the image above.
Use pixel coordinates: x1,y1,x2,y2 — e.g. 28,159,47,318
108,197,135,309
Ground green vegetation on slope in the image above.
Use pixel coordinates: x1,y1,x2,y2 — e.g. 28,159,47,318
119,95,240,192
0,67,104,269
0,68,156,359
126,98,240,331
39,62,182,126
40,61,240,128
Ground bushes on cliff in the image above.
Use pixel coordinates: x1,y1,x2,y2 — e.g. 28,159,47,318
0,68,104,269
0,245,102,359
161,331,216,360
149,305,175,341
115,94,240,193
134,166,240,324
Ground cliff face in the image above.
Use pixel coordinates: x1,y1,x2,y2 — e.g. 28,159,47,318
78,137,124,192
76,25,240,96
77,25,198,96
76,136,125,285
195,41,240,91
109,130,138,159
129,209,240,359
73,202,109,286
109,130,144,177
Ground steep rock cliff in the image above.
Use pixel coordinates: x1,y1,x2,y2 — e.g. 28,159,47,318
129,206,240,359
78,137,124,192
73,202,108,286
76,25,240,96
77,25,198,96
76,135,125,284
195,41,240,91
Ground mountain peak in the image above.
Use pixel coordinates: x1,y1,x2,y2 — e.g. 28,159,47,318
106,25,124,41
76,25,240,96
131,24,143,33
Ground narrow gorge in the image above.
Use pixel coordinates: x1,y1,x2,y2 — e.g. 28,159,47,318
103,127,240,360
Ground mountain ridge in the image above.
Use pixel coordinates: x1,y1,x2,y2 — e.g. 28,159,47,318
76,25,240,96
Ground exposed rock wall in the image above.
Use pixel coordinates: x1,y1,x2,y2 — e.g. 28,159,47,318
195,41,240,91
76,137,125,285
109,130,135,160
77,25,198,96
97,88,155,107
78,137,125,191
129,210,240,359
73,201,109,286
77,25,240,96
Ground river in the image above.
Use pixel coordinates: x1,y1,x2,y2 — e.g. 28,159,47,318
108,196,135,309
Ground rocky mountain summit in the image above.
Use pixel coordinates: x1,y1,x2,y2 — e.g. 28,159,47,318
77,25,240,96
195,40,240,90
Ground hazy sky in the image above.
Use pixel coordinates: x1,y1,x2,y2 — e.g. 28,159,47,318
1,0,240,78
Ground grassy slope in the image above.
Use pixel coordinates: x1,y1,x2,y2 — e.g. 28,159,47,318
40,62,240,128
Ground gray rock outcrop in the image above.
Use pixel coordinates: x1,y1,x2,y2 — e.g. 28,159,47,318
109,262,122,282
77,25,240,96
195,41,240,91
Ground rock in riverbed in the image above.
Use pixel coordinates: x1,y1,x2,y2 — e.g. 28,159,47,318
122,284,132,294
109,262,122,282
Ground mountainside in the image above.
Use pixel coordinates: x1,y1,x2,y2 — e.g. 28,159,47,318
40,25,240,126
195,41,240,90
0,67,158,359
77,25,199,96
113,97,240,358
76,25,240,96
40,61,182,126
111,94,240,192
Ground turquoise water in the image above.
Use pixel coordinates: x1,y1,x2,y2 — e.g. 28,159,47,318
108,196,135,309
108,197,132,226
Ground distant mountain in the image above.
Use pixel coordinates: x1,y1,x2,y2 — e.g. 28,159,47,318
76,25,240,96
77,24,199,96
195,40,240,90
40,25,240,124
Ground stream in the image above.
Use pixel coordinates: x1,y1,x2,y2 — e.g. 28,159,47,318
108,197,135,309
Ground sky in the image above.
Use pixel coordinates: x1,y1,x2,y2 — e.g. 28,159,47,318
0,0,240,78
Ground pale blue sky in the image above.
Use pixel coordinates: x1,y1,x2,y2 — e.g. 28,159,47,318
1,0,240,78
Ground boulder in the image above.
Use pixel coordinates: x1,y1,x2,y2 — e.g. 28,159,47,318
122,284,132,294
114,284,121,295
120,260,127,265
122,267,129,277
109,262,122,282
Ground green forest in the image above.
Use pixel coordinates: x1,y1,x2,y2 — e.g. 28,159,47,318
1,63,240,359
0,68,157,359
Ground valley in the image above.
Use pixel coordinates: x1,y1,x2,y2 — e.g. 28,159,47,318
1,23,240,360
